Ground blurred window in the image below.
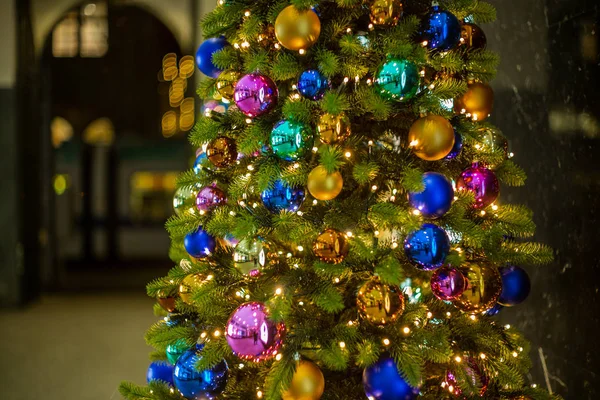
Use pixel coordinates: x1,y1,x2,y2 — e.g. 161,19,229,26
52,2,108,58
129,172,178,222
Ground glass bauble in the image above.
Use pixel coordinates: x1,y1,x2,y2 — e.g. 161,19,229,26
298,69,330,100
196,185,226,212
370,0,403,26
363,355,420,399
419,7,461,51
453,261,503,313
459,22,487,50
173,186,197,216
404,223,450,270
498,265,530,306
173,344,228,398
357,277,405,325
179,273,208,304
317,113,351,144
261,180,305,212
445,131,463,160
375,58,419,101
233,238,272,277
431,266,467,301
408,172,454,218
147,361,174,386
313,228,349,264
454,82,494,121
206,136,238,168
274,6,321,51
215,70,241,100
270,120,313,161
195,37,229,78
456,162,499,209
234,73,278,117
226,302,286,362
307,166,343,201
408,115,455,161
184,228,216,259
282,360,325,400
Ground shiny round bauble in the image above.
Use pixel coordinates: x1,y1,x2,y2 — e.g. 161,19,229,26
375,58,419,101
408,172,454,218
431,266,467,301
370,0,403,26
445,358,488,397
456,163,499,209
408,115,455,161
270,120,313,161
282,360,325,400
173,186,197,216
226,302,286,362
460,22,487,50
313,228,349,264
261,180,305,212
234,73,279,117
166,339,189,365
233,237,271,277
307,166,343,201
215,70,241,100
317,113,351,144
147,361,175,386
480,129,509,168
196,185,226,213
174,344,228,399
193,151,210,175
485,303,503,316
498,265,531,306
297,69,330,100
455,82,494,121
453,261,503,313
206,136,238,168
357,277,404,325
419,7,461,51
195,37,229,78
363,355,420,400
179,273,207,304
404,223,450,270
184,228,216,259
445,131,463,160
157,291,177,313
275,6,321,51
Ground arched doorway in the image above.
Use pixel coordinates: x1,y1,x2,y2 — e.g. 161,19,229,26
41,1,191,286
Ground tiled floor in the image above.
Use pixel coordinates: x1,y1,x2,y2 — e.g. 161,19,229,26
0,293,157,400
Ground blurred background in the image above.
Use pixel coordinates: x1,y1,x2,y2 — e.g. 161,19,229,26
0,0,598,399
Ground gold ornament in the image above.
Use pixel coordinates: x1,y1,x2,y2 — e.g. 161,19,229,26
275,5,321,51
313,229,349,264
370,0,403,26
157,290,177,313
307,166,343,201
408,115,455,161
233,238,275,276
206,136,238,168
454,82,494,121
453,261,502,313
215,70,241,100
179,273,207,304
317,113,351,144
357,277,404,325
282,360,325,400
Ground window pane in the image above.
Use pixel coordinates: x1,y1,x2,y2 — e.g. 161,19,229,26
52,12,79,57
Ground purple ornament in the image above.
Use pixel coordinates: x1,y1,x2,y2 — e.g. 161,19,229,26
431,266,466,300
226,302,285,362
456,162,499,209
233,73,278,117
196,185,226,212
445,358,489,396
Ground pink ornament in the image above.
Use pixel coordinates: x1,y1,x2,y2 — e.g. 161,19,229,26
226,302,285,362
456,162,499,209
445,357,488,396
431,266,466,300
196,186,226,212
233,73,278,117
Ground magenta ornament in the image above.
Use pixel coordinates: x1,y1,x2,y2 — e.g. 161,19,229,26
233,73,278,117
196,185,226,212
431,266,467,300
226,302,285,362
456,162,499,209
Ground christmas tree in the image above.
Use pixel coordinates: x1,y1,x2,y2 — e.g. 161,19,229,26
120,0,560,399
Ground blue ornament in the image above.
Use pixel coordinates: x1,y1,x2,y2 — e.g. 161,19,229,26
193,152,210,175
419,7,461,51
184,228,216,258
363,355,419,400
498,265,531,306
297,69,330,100
408,172,454,218
195,37,229,78
485,303,503,316
147,361,175,386
445,130,463,159
270,120,313,161
261,180,305,213
174,344,228,399
404,223,450,270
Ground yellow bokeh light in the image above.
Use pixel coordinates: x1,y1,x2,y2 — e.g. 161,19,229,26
53,174,69,195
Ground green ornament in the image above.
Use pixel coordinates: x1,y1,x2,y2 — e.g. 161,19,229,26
375,58,419,101
173,186,197,216
270,120,313,161
166,339,189,364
